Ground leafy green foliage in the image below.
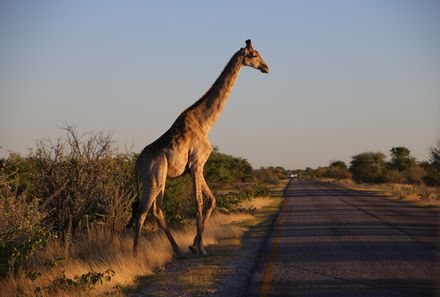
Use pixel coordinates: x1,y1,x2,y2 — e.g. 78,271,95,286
350,152,386,183
0,176,53,277
253,166,287,184
389,147,414,171
25,270,42,281
163,175,194,227
386,147,425,184
326,161,351,179
216,184,270,212
0,228,53,277
329,161,348,169
34,269,115,294
204,147,253,185
423,144,440,186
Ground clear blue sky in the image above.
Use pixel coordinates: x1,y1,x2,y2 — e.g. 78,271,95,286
1,1,439,169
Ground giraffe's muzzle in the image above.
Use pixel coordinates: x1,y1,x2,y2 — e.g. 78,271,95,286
259,64,269,74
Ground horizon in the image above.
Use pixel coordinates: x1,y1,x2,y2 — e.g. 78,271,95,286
1,1,439,169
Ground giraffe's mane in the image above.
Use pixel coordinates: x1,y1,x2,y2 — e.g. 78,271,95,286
181,48,244,115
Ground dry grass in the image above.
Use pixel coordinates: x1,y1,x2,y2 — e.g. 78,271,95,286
238,196,279,210
0,207,260,297
329,179,440,208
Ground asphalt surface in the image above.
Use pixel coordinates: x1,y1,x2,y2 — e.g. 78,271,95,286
247,179,440,297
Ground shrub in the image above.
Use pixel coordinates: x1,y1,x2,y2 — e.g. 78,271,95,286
205,148,253,185
384,170,406,184
327,167,351,179
30,126,136,235
350,152,386,183
216,184,270,212
0,177,52,276
35,269,115,294
253,166,287,184
423,144,440,186
405,163,426,185
163,175,194,227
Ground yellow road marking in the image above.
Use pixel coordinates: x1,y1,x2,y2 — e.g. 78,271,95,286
259,197,286,297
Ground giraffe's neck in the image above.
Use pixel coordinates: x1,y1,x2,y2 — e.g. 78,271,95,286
185,49,244,134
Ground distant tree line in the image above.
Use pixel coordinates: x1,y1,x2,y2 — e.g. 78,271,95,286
298,145,440,186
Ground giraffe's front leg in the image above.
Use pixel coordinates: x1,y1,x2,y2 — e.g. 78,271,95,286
189,168,206,256
201,178,216,233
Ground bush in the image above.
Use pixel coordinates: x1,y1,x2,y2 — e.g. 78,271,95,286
35,269,115,294
253,166,287,184
29,126,136,235
163,175,194,227
405,163,426,185
423,145,440,186
0,177,51,277
204,148,253,185
216,184,270,212
327,168,351,179
384,170,406,184
322,161,351,180
350,152,386,183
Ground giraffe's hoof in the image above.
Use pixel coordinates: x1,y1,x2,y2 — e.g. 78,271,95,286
189,245,198,255
198,248,207,257
175,252,186,260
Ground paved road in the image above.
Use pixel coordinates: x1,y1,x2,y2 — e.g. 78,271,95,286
247,179,440,297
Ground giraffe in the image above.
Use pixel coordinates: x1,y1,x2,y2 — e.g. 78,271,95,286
131,39,269,258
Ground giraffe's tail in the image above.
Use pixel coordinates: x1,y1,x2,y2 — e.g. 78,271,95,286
126,160,141,229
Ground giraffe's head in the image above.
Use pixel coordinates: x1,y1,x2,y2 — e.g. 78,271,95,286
241,39,269,74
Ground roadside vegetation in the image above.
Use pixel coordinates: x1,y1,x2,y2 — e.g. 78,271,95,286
0,126,287,297
296,145,440,207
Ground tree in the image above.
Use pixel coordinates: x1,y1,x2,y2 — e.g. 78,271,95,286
329,161,348,169
303,167,315,178
204,147,253,185
389,147,414,171
350,152,386,183
327,161,351,179
430,144,440,167
423,144,440,186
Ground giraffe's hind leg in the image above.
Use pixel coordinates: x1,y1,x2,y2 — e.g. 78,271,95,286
152,190,185,259
133,184,159,256
132,159,167,256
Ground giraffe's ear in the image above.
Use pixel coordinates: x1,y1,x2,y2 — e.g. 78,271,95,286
245,39,253,51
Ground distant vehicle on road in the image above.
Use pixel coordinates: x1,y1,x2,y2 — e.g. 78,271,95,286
288,173,298,179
